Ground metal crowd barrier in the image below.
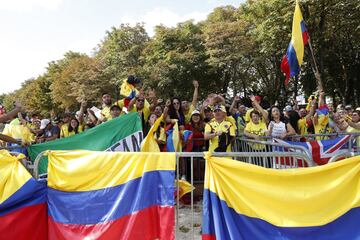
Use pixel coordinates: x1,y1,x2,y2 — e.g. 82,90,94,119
0,145,34,174
174,151,313,240
236,132,360,152
233,138,312,168
328,152,360,163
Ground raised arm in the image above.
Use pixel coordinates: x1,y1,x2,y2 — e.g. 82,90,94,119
191,81,199,107
78,101,86,124
147,88,157,112
0,101,22,123
229,96,240,114
250,96,269,124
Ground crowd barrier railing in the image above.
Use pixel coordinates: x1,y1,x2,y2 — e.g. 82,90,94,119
1,145,34,174
174,151,313,240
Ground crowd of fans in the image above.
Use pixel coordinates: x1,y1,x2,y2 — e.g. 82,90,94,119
1,75,360,155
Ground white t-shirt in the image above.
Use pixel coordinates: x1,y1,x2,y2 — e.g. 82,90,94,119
269,121,287,138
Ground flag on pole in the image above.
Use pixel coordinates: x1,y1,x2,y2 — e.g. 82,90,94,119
281,0,309,85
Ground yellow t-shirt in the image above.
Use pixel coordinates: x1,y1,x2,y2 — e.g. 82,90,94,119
226,116,237,130
346,126,360,147
101,106,112,120
205,119,236,152
313,114,329,140
297,117,308,135
60,124,83,138
244,121,267,150
244,121,267,137
129,105,151,121
184,104,195,125
2,124,34,143
245,108,266,124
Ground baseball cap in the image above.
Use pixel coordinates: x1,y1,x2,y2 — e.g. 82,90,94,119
214,104,226,113
345,105,353,110
40,119,50,130
284,105,293,112
191,110,200,116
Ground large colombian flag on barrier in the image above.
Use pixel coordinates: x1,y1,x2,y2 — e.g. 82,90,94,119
0,150,47,240
47,150,176,240
281,0,309,85
202,154,360,240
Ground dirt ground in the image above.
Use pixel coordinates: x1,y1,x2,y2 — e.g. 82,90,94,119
176,200,203,240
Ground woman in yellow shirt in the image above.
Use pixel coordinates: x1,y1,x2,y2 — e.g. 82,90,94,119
60,118,83,138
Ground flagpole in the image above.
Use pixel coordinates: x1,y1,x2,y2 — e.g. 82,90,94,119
307,38,324,91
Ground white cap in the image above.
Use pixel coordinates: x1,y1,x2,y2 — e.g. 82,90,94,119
191,110,201,116
40,119,50,130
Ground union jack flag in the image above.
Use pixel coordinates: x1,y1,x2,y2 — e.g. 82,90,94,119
274,135,351,166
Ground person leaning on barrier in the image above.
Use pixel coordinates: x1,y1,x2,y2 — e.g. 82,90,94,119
243,110,267,140
36,119,60,143
268,106,296,139
204,104,235,152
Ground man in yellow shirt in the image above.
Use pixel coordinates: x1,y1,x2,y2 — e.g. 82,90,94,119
204,104,236,152
100,92,113,121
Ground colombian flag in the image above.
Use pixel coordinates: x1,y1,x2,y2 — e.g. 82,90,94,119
281,0,309,85
0,150,47,240
47,150,176,240
202,154,360,240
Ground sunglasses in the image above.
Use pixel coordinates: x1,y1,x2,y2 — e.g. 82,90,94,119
137,99,145,102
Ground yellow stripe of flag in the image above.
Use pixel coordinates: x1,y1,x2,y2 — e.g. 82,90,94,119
204,154,360,227
48,150,175,191
292,1,306,66
0,150,32,204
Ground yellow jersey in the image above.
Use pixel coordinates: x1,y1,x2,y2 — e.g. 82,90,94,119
60,124,83,138
205,119,236,152
184,104,195,125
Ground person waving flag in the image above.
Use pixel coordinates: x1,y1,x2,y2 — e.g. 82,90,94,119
281,0,309,85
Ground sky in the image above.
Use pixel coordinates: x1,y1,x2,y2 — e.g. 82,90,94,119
0,0,243,94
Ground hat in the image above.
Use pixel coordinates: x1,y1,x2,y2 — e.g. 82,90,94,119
204,106,213,112
191,110,200,116
356,107,360,111
127,75,141,84
284,105,292,112
40,119,50,130
214,105,226,113
345,105,353,110
53,117,61,124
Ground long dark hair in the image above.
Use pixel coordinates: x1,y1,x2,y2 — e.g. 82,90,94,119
190,113,205,131
269,106,287,123
68,118,80,133
168,97,185,125
144,113,161,138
